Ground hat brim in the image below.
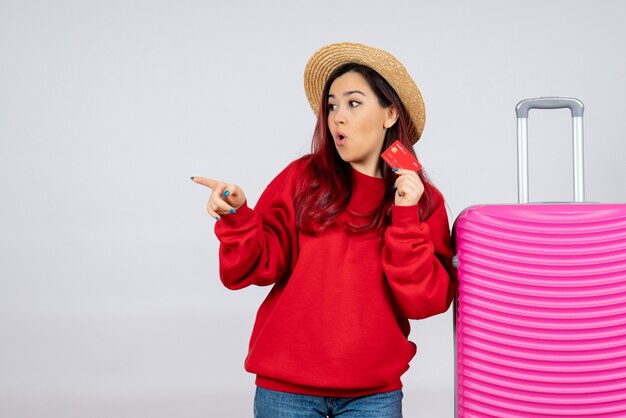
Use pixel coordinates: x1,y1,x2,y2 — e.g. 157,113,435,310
304,42,425,144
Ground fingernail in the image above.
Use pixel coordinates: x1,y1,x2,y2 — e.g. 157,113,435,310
215,216,220,221
229,208,236,214
392,168,399,172
222,190,231,198
190,176,195,181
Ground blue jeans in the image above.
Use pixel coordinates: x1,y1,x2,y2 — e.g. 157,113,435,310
254,386,403,418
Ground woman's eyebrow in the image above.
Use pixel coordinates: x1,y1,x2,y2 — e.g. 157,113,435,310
328,90,366,98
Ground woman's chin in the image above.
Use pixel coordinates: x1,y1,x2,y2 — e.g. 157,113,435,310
334,148,350,162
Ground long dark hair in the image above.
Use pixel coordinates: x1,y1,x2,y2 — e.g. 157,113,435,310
294,63,437,236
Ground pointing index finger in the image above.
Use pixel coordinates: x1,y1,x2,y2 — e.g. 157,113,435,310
192,176,221,190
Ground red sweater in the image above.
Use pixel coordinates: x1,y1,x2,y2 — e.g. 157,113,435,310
214,158,457,397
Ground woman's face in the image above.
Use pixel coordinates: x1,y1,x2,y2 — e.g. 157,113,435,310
327,71,398,177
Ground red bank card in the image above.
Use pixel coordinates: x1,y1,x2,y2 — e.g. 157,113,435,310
381,140,422,171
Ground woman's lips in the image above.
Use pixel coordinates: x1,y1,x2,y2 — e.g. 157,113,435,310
336,132,347,146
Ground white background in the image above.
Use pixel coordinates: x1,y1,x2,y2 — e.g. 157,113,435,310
2,1,626,417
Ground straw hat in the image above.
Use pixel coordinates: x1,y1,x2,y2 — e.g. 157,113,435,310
304,42,425,143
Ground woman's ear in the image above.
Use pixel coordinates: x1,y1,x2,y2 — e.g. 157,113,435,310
384,105,399,129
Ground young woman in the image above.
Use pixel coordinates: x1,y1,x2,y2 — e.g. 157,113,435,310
193,42,457,418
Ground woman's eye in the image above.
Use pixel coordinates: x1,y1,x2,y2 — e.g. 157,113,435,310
349,100,361,107
328,103,337,111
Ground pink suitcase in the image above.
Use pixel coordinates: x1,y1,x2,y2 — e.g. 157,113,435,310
453,98,626,417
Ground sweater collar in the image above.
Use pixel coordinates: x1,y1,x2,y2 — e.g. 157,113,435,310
350,166,386,194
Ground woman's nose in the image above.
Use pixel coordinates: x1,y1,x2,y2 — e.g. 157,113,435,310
333,106,346,125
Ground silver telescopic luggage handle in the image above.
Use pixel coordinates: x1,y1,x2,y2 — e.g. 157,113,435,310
515,97,585,203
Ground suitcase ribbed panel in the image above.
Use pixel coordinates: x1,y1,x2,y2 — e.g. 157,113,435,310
456,204,626,417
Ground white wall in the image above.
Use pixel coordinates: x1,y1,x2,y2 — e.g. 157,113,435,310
1,0,625,417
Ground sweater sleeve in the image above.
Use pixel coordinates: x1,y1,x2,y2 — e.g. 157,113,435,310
213,161,300,290
382,189,458,319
